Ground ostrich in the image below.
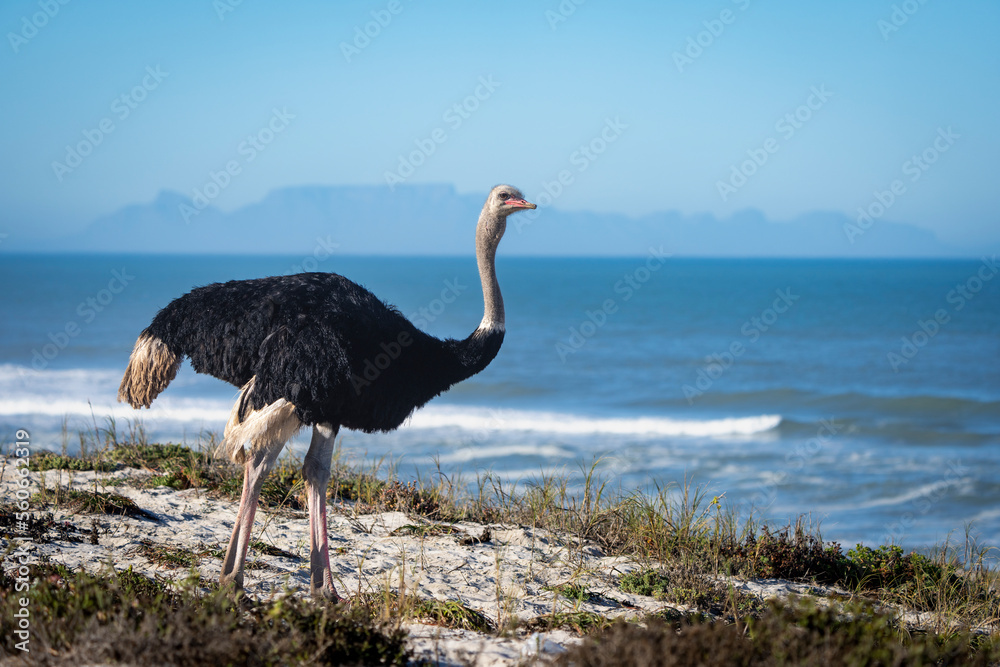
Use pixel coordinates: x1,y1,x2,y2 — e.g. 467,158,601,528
118,185,535,600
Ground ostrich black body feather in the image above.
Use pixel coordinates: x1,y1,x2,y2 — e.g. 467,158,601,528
142,272,503,432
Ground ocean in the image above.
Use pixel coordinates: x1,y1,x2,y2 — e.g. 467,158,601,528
1,254,998,552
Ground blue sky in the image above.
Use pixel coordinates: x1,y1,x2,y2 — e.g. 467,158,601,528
1,0,997,247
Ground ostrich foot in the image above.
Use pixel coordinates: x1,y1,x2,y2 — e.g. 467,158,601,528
311,584,345,604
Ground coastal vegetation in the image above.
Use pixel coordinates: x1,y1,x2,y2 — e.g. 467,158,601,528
1,426,997,665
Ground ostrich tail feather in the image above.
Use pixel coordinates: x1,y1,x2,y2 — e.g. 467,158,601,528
118,332,181,409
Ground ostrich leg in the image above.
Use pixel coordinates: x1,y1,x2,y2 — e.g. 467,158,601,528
220,442,283,591
303,423,342,600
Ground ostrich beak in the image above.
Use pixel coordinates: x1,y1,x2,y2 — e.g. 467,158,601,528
505,198,537,210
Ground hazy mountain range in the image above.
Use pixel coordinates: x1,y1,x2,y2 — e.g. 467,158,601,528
8,184,987,257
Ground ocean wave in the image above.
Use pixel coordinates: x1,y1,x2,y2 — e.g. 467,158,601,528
0,364,121,391
0,365,226,421
775,416,999,445
640,387,1000,418
0,396,232,423
430,443,576,464
0,365,781,439
405,406,781,437
828,476,974,512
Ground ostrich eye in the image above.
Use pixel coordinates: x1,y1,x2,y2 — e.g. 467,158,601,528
498,193,510,200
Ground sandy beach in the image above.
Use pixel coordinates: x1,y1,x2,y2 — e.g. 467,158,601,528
0,457,885,666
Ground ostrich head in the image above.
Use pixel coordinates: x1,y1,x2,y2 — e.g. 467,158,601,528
478,184,536,250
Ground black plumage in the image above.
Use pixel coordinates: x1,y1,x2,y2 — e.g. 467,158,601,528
141,272,503,431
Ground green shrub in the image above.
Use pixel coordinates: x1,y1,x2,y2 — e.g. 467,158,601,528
0,564,411,665
619,569,672,598
555,599,1000,667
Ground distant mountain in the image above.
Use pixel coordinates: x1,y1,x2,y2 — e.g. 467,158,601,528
13,184,979,257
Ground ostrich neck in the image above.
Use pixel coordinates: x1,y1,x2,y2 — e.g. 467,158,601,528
476,216,504,333
434,206,507,388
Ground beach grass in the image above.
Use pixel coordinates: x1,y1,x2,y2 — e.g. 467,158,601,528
3,432,999,664
0,563,412,666
555,599,1000,667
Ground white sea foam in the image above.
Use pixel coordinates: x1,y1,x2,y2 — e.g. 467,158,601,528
0,365,234,424
0,365,782,439
968,507,1000,524
404,406,781,438
829,476,974,512
431,443,576,464
0,398,232,423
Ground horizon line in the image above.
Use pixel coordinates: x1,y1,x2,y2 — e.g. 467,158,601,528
0,251,989,261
